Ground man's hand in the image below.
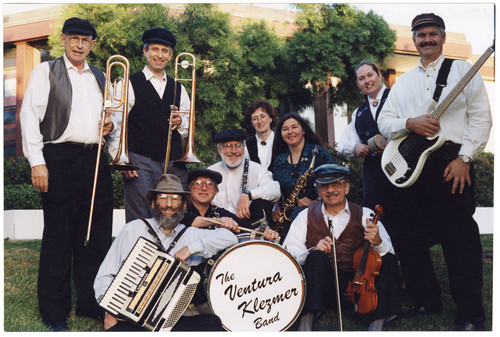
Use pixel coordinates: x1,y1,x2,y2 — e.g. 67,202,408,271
443,157,471,194
169,105,182,130
217,217,240,233
104,312,118,330
32,164,49,192
262,227,280,242
174,246,192,265
121,170,139,180
364,218,382,246
354,144,370,158
315,236,333,254
236,193,251,219
406,115,440,137
100,110,114,137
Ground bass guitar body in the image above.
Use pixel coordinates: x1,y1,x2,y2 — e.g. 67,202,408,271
381,99,446,188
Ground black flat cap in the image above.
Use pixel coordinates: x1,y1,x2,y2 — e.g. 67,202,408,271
411,13,445,31
213,129,247,144
62,17,97,39
313,164,350,184
187,168,223,186
142,27,177,48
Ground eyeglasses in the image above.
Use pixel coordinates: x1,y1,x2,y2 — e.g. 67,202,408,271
318,180,346,189
66,35,93,47
192,180,215,190
156,194,182,204
222,143,244,150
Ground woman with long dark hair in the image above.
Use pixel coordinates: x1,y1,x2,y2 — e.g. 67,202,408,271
271,113,333,237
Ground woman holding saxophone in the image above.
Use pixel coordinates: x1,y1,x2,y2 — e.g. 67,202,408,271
271,113,333,239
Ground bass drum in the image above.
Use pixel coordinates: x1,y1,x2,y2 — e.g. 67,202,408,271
206,240,305,331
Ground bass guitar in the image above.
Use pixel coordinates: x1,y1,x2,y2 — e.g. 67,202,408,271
381,43,494,188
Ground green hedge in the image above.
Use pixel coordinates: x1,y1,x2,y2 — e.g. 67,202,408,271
327,148,493,208
3,152,493,210
4,156,124,210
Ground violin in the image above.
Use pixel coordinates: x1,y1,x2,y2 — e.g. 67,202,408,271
345,205,383,314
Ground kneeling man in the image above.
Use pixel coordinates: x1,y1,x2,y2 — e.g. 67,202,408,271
283,164,401,331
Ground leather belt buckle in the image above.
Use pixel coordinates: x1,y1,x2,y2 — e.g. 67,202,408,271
83,143,95,150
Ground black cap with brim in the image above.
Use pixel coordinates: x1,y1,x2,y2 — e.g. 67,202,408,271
142,27,177,48
62,17,97,39
187,168,223,185
313,164,350,184
213,129,247,144
411,13,445,31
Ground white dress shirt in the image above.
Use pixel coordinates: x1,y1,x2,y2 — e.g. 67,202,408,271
107,66,191,159
283,200,394,266
93,218,238,302
208,160,280,214
338,85,387,158
20,54,104,167
378,54,491,159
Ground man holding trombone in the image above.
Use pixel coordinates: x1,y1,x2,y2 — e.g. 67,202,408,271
108,27,190,223
20,17,114,331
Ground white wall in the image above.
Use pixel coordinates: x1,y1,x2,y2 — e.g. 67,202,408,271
3,208,493,241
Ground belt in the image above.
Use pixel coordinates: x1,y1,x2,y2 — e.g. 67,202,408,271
46,142,99,150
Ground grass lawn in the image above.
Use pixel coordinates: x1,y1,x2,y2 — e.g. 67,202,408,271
3,235,493,331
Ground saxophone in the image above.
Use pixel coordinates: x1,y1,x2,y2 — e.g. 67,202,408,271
275,147,319,231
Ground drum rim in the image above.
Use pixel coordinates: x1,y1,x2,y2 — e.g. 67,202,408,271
206,240,306,331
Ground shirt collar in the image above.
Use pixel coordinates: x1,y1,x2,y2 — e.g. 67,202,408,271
418,54,445,71
367,84,387,104
151,218,185,238
142,66,166,82
63,53,90,72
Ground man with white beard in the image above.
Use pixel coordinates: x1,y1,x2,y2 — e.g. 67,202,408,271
94,174,238,331
208,129,280,225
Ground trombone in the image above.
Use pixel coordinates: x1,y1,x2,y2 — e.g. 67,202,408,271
164,52,202,174
84,55,137,247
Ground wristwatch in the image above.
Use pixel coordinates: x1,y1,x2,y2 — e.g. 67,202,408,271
242,189,252,200
458,155,471,164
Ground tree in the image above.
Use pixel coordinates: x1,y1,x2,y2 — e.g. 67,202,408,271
287,3,397,113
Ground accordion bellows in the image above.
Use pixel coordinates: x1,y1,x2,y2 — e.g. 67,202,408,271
99,237,200,331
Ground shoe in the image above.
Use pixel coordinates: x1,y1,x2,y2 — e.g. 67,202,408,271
367,318,385,331
405,305,442,318
46,321,69,332
453,322,485,331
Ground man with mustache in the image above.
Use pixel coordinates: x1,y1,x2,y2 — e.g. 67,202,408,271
283,164,401,331
208,129,280,225
94,174,238,331
378,13,491,330
108,27,191,223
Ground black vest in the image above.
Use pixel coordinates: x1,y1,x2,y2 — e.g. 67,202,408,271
354,88,390,145
128,72,182,162
40,57,105,141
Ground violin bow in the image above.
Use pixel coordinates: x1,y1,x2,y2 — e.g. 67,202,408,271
329,219,343,331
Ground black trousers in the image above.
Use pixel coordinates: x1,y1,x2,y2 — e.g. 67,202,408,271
301,250,402,322
38,143,113,323
390,143,485,325
106,314,226,331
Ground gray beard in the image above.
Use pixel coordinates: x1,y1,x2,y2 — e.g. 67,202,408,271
221,153,244,169
153,204,185,229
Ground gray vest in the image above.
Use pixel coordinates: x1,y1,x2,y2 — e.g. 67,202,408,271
39,57,105,141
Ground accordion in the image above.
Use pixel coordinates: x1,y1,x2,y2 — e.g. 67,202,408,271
99,236,200,331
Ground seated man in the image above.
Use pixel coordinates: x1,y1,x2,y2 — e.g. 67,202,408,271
183,167,279,240
94,174,238,331
283,164,401,331
208,129,280,225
